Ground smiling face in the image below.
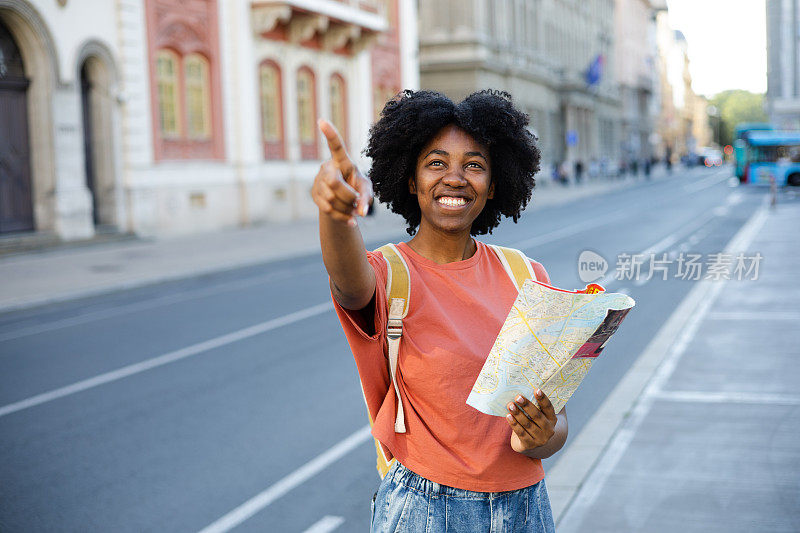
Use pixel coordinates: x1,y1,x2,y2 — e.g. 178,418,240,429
409,124,493,236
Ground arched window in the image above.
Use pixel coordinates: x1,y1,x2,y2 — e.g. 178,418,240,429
156,50,181,138
329,73,347,147
145,0,223,161
184,54,211,139
259,60,284,159
296,66,318,159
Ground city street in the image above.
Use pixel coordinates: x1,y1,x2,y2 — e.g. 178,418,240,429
0,167,769,532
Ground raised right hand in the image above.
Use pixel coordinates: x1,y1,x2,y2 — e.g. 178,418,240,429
311,119,373,226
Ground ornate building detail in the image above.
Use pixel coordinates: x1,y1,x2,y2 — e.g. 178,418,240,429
145,0,225,160
251,0,385,53
7,0,415,239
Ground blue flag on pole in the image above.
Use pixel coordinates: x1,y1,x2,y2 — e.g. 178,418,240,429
585,54,604,86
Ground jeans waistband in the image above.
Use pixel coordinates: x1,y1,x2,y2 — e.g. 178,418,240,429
389,462,535,500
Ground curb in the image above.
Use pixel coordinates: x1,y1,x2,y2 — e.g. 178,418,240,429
0,223,407,315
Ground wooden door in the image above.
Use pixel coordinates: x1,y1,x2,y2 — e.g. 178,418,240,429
0,21,33,233
81,63,98,225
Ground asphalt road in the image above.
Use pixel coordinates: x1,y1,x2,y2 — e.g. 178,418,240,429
0,166,766,532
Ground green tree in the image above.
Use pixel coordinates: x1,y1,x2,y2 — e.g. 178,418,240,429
709,90,768,146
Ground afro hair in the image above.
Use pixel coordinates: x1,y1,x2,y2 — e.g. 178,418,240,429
364,89,540,235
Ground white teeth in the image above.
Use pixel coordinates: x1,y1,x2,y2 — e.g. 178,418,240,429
438,197,467,207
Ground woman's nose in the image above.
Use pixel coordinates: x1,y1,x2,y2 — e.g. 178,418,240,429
442,170,466,186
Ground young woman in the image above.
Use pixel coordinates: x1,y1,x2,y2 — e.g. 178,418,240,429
312,90,566,532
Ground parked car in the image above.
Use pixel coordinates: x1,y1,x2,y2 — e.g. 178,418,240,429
697,148,723,167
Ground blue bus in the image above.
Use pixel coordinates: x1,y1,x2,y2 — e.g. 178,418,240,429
742,131,800,186
734,122,773,181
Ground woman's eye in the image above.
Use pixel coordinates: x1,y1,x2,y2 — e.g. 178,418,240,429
467,162,484,170
429,160,444,168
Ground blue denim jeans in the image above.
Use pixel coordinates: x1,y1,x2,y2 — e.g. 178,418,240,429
370,462,555,533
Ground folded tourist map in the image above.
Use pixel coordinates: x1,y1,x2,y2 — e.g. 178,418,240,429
467,280,635,416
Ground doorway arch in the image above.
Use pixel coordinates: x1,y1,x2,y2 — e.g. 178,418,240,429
0,17,33,233
77,42,120,229
0,1,60,235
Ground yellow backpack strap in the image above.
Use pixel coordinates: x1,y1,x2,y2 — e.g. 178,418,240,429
360,381,395,478
374,437,395,479
488,244,538,289
376,244,411,318
376,244,409,435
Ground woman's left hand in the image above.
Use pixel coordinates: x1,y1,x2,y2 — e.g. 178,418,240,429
506,389,557,453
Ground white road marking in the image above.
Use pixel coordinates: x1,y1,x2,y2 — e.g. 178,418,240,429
0,263,320,342
198,426,372,533
509,212,629,251
639,233,679,257
630,211,718,287
556,203,768,532
654,390,800,405
683,171,730,193
726,191,744,206
507,170,713,254
600,210,716,289
0,302,333,418
302,515,346,533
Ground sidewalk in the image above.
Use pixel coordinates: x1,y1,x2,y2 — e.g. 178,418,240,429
0,173,649,313
550,195,800,532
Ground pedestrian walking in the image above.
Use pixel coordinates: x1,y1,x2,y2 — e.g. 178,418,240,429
665,146,673,174
574,160,584,184
312,89,565,532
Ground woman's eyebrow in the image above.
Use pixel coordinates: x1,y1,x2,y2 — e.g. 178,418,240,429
423,149,487,161
424,149,449,159
465,151,487,161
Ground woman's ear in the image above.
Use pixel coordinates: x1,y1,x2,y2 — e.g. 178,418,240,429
408,176,417,194
488,181,495,199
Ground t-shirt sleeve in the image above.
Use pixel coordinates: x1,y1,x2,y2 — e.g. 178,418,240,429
330,251,392,434
331,251,389,344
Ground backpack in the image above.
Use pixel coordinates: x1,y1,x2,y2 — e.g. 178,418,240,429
368,243,540,479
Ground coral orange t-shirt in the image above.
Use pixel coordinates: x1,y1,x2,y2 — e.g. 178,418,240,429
332,240,552,492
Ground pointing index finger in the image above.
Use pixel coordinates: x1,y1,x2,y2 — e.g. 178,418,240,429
318,119,355,178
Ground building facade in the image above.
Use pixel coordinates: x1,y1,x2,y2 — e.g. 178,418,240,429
0,0,417,240
655,12,710,160
766,0,800,128
418,0,621,177
614,0,661,162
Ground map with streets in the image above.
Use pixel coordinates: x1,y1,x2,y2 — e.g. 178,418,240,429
467,280,635,416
